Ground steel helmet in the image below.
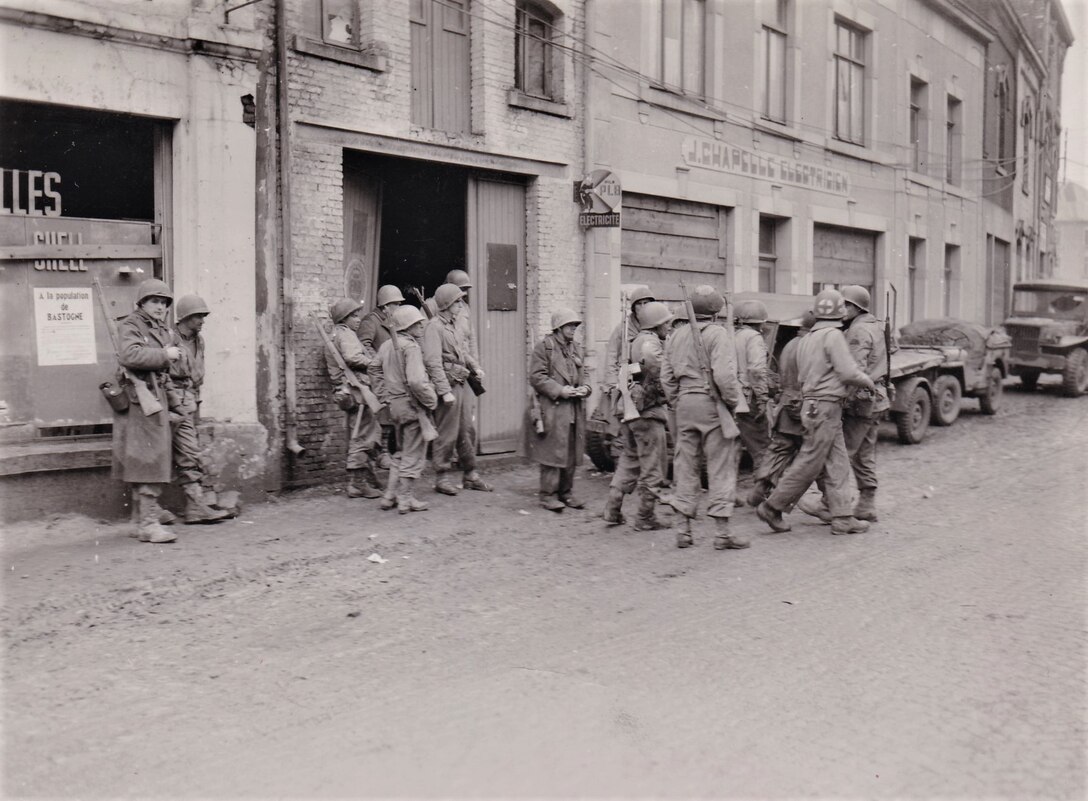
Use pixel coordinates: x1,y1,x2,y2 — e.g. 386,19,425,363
799,310,817,331
550,307,582,330
330,297,363,323
445,269,472,289
135,278,173,307
671,303,689,323
175,294,210,322
392,305,427,332
627,285,655,307
841,285,871,313
814,288,846,320
376,285,405,306
433,283,466,311
690,285,724,317
736,299,768,325
638,301,673,330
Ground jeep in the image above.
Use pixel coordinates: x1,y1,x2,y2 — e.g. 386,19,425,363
1002,282,1088,397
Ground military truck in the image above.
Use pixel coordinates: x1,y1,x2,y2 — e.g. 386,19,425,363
1002,282,1088,397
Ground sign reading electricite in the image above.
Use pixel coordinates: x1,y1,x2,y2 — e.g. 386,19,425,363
681,137,851,197
574,169,622,227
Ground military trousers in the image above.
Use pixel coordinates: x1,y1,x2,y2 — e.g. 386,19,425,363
171,413,204,486
735,407,771,472
842,414,879,491
346,407,382,470
754,428,803,489
766,399,853,517
610,416,667,495
432,382,477,476
672,392,738,519
393,419,428,480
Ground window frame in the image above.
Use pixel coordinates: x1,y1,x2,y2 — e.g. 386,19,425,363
909,78,927,174
647,0,707,99
515,1,557,102
833,19,867,146
321,0,359,48
758,216,779,293
946,94,962,185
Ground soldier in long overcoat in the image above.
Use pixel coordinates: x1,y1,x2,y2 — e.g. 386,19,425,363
112,279,182,544
529,308,592,511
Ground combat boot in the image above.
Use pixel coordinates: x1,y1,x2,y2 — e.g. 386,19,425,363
831,516,869,535
796,494,832,524
854,488,878,522
380,465,399,511
397,478,429,514
756,501,792,533
434,475,461,496
746,480,771,509
712,517,750,550
462,471,494,492
182,483,231,524
541,494,565,512
138,489,177,544
675,517,694,549
632,488,668,531
601,488,626,525
560,494,585,509
347,469,382,499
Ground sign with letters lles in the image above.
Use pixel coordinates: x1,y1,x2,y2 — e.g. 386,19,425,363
681,136,851,197
574,170,622,228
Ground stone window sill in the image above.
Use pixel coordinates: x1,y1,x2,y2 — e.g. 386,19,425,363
507,90,571,119
293,35,385,72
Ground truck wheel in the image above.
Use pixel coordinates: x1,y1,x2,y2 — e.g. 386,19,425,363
978,367,1003,415
930,376,962,426
1018,370,1040,391
895,385,931,444
585,428,617,472
1061,349,1088,397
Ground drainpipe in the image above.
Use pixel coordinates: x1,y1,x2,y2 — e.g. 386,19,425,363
581,0,597,373
276,0,304,457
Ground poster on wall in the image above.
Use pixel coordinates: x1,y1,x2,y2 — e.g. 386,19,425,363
34,287,96,366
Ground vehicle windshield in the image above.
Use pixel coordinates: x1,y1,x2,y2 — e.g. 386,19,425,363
1011,289,1087,321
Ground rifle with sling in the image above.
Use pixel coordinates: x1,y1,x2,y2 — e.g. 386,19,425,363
92,272,164,416
311,313,382,441
884,285,896,403
678,280,742,438
615,291,641,422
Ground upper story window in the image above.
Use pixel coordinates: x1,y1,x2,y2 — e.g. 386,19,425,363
646,0,706,97
323,0,357,46
946,95,962,185
996,69,1012,171
761,0,789,123
910,77,928,173
833,19,866,145
516,1,559,101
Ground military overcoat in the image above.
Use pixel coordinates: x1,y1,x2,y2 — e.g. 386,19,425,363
528,333,590,468
111,309,176,484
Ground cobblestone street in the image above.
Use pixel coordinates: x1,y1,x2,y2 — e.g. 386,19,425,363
3,383,1086,799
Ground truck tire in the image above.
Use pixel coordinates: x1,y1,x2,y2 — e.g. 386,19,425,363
895,385,931,444
585,427,617,472
1061,349,1088,397
1018,370,1040,391
978,367,1003,415
930,375,962,426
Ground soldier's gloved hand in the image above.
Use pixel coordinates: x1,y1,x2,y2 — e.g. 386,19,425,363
164,346,181,361
559,386,578,399
442,392,456,405
168,411,185,424
474,369,486,379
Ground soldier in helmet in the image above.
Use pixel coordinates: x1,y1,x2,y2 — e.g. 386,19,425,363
603,301,673,530
755,289,876,536
444,269,485,386
731,299,772,477
326,297,385,499
359,284,405,469
370,305,438,514
422,283,493,495
167,294,231,525
659,285,749,551
529,308,593,511
747,310,815,506
112,279,184,544
602,286,656,396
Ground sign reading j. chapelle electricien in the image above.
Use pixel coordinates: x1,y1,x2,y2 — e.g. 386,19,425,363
681,137,851,197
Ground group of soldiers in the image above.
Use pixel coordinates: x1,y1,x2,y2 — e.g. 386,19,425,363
584,283,888,550
110,280,234,544
325,270,494,515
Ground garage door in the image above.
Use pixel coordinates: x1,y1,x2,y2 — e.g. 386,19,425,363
621,194,728,303
813,224,875,294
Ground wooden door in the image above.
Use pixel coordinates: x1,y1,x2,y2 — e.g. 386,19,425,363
410,0,470,134
467,177,526,454
342,166,382,307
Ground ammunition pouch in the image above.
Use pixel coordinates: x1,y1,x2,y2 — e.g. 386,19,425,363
844,387,877,418
333,382,359,412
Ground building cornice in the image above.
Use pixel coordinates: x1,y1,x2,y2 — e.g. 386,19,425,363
921,0,994,44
